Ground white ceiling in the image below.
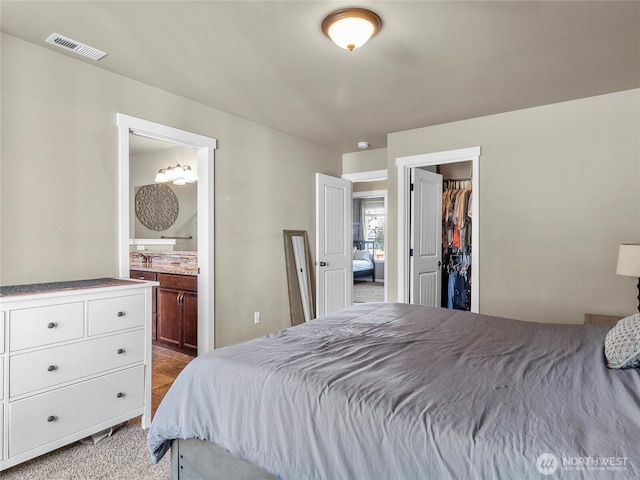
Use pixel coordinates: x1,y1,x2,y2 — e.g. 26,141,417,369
2,1,638,153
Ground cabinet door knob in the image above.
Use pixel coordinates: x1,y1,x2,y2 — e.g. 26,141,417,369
47,322,57,329
117,392,124,398
47,365,57,372
117,348,125,355
117,311,125,317
47,415,57,422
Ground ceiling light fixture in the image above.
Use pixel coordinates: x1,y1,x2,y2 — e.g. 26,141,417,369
154,164,197,186
321,8,382,51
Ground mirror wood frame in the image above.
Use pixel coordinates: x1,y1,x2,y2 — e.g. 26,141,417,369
283,230,315,325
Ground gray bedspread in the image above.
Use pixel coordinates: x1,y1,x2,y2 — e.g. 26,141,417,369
148,303,640,479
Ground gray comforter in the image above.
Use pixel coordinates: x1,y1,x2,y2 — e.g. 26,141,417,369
148,303,640,479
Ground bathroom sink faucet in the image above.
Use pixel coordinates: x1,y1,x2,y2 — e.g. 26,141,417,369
134,253,152,266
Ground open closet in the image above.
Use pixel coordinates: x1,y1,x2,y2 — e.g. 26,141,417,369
438,162,472,311
399,145,479,312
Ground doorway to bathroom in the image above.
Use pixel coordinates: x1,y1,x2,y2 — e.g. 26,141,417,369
117,113,216,421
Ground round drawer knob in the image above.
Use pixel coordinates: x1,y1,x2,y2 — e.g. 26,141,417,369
117,311,125,317
47,415,56,422
47,322,57,329
117,348,125,355
117,392,124,398
47,365,57,372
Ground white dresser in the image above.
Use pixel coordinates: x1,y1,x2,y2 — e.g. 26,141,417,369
0,278,157,471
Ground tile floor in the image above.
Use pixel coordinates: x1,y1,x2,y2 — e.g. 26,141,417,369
151,345,194,415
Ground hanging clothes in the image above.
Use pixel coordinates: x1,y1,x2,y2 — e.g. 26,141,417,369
441,180,472,311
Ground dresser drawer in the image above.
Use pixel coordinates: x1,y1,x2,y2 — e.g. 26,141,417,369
9,365,144,457
88,294,145,336
0,358,3,401
0,404,3,461
10,303,84,351
10,329,144,397
0,311,5,353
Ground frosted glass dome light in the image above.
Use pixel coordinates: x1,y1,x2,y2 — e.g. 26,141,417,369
322,8,382,51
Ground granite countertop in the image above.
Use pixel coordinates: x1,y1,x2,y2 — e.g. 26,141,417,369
130,251,197,277
130,264,198,276
0,278,142,297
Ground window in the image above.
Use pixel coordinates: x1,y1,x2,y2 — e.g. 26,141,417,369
363,199,384,259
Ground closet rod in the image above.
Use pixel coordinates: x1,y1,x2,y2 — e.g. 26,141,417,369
443,179,472,189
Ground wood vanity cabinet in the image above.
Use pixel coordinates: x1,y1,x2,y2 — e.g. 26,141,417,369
130,270,158,341
156,273,197,356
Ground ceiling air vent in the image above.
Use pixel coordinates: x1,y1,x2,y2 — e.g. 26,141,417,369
45,33,107,61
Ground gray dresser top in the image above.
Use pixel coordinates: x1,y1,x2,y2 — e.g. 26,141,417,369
0,278,139,297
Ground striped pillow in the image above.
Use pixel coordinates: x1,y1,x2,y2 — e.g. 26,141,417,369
605,313,640,369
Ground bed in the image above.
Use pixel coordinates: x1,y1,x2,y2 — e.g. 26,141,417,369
148,303,640,479
353,240,375,282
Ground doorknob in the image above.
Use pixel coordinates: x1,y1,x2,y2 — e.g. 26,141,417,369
319,261,327,267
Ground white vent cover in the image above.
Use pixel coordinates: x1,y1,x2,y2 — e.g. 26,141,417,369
45,34,107,61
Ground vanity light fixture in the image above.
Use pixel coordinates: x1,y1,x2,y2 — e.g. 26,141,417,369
321,8,382,51
154,164,197,185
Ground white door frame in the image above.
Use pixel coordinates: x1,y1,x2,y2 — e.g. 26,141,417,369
396,147,480,312
117,113,217,354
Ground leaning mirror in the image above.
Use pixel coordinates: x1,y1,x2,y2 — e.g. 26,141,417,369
283,230,315,325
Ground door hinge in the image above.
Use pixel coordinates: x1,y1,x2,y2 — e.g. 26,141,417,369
409,248,414,257
410,183,414,192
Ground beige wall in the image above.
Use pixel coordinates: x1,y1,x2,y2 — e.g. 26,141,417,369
0,34,341,347
353,180,388,193
387,89,640,323
342,147,387,174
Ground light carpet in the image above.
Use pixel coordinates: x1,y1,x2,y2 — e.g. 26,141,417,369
353,281,384,303
1,417,170,480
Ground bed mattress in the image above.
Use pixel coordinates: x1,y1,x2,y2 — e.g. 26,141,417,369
352,259,373,272
148,303,640,479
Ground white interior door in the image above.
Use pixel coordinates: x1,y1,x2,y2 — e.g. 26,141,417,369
410,168,442,306
316,173,352,317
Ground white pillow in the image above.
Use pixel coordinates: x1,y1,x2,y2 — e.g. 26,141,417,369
353,249,371,261
604,313,640,369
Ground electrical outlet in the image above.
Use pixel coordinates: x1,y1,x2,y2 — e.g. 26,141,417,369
254,311,261,324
